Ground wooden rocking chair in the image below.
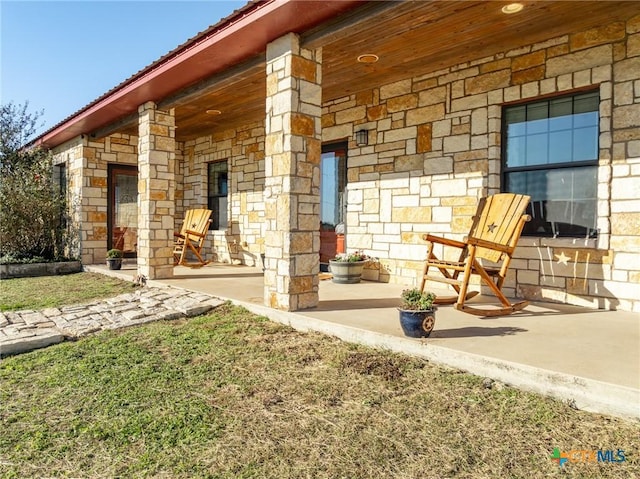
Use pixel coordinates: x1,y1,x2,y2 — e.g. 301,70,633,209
420,193,531,316
173,208,212,268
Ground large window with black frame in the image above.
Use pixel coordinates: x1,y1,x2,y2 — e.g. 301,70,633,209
207,160,228,230
502,90,599,238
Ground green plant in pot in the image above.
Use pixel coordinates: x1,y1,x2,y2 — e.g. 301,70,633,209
398,287,437,338
329,250,369,284
106,248,123,270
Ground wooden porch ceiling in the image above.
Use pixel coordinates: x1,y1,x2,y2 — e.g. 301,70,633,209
112,1,638,143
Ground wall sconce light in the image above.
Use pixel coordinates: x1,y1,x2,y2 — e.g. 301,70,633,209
355,129,368,146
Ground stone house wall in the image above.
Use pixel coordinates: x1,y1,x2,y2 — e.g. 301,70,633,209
181,121,266,266
52,134,138,265
52,14,639,312
321,16,640,312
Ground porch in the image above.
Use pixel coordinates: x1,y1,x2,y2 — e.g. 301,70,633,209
86,261,640,421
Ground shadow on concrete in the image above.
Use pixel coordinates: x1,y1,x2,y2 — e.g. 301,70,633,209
317,298,401,311
172,272,264,280
431,326,527,339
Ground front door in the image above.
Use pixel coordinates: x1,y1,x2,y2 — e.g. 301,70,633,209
108,165,138,257
320,143,347,264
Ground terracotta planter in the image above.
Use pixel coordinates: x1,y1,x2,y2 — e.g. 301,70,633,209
329,260,365,284
398,308,436,338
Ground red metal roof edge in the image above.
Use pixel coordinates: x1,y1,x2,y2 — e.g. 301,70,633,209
34,0,266,148
36,0,364,149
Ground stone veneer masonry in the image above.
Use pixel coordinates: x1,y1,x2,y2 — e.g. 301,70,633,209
180,121,266,267
320,16,640,312
53,15,640,312
53,134,138,265
263,34,323,310
136,102,176,279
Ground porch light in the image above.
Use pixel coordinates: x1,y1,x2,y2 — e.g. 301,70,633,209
501,3,524,14
355,129,368,146
357,54,379,64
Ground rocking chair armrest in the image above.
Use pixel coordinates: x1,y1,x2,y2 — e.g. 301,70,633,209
422,234,466,249
184,228,207,238
466,237,512,253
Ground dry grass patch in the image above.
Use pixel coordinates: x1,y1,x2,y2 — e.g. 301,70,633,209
1,304,638,478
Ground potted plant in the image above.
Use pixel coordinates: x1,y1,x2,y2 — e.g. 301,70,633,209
106,248,123,270
398,287,437,338
329,250,369,283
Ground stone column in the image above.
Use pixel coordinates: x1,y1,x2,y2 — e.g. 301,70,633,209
137,101,176,279
264,33,322,311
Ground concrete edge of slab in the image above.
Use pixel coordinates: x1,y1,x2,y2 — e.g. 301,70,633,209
235,299,640,423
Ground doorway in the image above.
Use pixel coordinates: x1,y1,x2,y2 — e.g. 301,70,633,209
320,142,347,265
108,165,138,257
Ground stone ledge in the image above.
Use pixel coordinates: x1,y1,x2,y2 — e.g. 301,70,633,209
0,329,64,357
0,261,82,279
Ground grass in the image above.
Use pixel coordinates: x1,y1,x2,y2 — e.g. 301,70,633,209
0,272,135,311
1,300,638,478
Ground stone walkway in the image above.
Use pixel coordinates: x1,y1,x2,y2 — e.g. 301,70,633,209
0,286,225,357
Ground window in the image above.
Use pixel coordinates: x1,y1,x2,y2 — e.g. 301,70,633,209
53,163,67,228
207,161,228,230
53,163,66,195
502,91,599,238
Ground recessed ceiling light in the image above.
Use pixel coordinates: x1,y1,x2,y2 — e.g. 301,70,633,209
501,3,524,14
357,54,379,64
205,109,222,115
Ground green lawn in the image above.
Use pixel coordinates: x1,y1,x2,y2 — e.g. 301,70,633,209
0,272,135,311
1,299,638,478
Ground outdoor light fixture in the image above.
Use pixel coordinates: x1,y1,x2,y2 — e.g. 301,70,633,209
357,54,379,64
355,129,368,146
501,3,524,14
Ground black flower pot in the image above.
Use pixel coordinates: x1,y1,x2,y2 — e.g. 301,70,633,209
398,309,436,338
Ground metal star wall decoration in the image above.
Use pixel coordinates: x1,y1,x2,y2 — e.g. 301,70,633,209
555,251,570,265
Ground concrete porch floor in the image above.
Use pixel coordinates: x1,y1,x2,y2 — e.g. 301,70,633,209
87,261,639,421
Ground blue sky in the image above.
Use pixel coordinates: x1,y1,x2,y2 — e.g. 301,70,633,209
1,0,246,136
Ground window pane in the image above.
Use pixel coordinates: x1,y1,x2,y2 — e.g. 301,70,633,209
506,137,526,168
525,133,548,165
505,167,597,237
574,92,599,113
549,130,572,163
527,102,548,121
549,96,572,118
548,115,572,132
208,161,229,230
503,91,599,238
526,117,548,135
320,150,346,228
573,111,598,128
573,126,598,161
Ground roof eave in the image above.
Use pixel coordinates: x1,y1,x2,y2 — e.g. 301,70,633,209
37,0,364,149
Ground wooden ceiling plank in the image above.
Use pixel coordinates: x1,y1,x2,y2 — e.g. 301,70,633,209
158,55,265,111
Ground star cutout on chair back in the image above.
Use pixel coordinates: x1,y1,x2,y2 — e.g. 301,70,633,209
191,223,197,228
487,222,497,233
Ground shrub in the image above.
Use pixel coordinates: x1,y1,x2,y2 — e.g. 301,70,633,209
0,102,76,262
